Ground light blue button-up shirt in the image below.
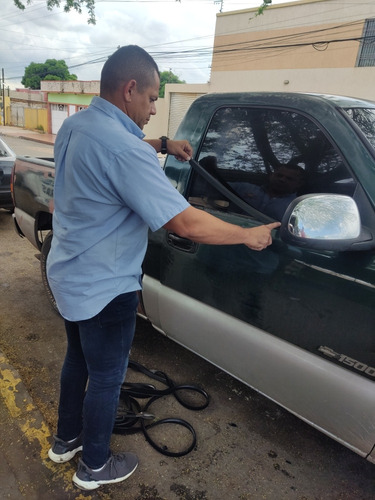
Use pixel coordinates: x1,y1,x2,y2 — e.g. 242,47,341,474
47,96,189,321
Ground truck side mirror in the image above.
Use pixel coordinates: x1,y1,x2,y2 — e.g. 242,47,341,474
280,194,374,251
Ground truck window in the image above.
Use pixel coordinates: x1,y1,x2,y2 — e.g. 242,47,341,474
189,107,357,220
344,107,375,149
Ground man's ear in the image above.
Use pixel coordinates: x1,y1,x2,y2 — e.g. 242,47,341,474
123,79,137,102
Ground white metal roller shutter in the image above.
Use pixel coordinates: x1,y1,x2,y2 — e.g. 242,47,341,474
168,93,205,139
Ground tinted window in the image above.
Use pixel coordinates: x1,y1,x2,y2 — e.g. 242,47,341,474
189,107,357,220
344,107,375,149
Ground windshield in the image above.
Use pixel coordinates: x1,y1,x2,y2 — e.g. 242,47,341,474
344,107,375,149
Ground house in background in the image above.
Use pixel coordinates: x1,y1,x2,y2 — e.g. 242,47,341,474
40,80,99,135
38,79,209,139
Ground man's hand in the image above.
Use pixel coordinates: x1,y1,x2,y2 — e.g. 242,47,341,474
146,138,193,161
244,222,281,251
167,140,193,162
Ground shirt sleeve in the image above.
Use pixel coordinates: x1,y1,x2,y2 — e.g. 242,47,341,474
108,141,190,232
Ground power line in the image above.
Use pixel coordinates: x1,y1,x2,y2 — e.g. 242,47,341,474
3,2,375,84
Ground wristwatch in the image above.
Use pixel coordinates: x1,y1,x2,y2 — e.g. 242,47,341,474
159,136,169,155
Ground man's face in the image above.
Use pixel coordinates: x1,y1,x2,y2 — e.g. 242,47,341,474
127,71,160,130
269,167,304,195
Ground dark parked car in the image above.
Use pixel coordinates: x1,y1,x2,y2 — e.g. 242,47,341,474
0,137,16,210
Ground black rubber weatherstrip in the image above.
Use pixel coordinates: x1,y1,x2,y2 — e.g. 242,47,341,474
189,158,274,223
113,360,210,457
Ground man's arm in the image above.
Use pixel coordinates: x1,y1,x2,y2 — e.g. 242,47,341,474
145,139,192,161
164,206,280,251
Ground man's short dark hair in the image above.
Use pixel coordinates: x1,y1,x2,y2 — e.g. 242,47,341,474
100,45,160,97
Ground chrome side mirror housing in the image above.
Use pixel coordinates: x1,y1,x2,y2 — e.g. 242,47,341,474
280,194,374,251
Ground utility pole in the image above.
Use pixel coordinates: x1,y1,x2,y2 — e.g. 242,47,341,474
214,0,223,13
1,68,5,126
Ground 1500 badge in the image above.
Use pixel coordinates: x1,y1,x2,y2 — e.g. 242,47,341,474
318,346,375,378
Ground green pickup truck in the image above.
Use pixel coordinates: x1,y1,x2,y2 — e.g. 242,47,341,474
11,92,375,464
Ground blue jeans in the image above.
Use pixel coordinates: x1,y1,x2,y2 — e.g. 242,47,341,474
56,292,138,468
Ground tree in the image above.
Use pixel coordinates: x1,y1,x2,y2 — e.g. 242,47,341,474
22,59,78,89
257,0,272,16
13,1,271,25
159,70,186,98
14,0,96,24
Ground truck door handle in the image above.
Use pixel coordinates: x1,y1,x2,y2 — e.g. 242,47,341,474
167,232,198,253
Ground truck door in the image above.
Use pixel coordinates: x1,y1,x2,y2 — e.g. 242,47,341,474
144,104,375,382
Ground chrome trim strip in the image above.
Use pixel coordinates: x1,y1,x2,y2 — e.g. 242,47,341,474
295,260,375,289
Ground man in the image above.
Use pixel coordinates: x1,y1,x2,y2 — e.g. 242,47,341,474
231,164,306,220
47,45,280,491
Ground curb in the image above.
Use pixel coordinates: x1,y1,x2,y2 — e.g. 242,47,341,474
18,135,55,146
0,127,55,146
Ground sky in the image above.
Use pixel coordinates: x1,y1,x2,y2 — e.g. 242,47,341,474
1,0,299,89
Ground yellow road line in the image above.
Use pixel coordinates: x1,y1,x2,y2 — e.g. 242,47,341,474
0,352,94,499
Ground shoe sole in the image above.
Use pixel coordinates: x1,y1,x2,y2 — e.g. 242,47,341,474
48,445,83,463
72,462,138,490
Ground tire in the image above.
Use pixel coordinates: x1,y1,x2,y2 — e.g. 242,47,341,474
40,231,59,313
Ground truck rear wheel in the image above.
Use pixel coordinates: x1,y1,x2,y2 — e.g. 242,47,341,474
40,231,59,313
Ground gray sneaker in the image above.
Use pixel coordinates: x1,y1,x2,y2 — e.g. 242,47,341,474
73,452,138,490
48,434,83,463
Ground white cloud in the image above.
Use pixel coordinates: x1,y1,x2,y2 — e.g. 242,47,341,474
1,0,297,89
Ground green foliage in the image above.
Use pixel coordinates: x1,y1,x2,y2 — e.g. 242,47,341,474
256,0,272,16
14,0,269,25
13,0,96,24
21,59,78,89
159,71,186,98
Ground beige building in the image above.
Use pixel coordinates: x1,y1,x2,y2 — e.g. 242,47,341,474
161,0,375,138
208,0,375,98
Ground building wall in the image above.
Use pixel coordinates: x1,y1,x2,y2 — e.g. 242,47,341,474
143,97,168,139
47,93,94,106
209,67,375,100
150,0,375,137
41,80,100,94
0,96,11,125
210,0,375,99
10,88,47,107
8,88,47,128
212,21,362,71
144,83,209,140
24,108,48,132
11,106,24,128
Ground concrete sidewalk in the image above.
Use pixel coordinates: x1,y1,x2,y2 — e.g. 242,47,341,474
0,351,84,499
0,126,88,498
0,125,55,146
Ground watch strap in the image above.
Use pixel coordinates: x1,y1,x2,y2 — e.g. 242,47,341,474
159,136,168,155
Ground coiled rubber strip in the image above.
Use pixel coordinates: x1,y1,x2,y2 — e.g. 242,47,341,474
113,360,210,457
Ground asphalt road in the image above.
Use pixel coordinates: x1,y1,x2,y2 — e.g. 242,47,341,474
0,136,374,499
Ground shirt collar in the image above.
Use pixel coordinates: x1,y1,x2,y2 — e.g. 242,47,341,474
90,96,145,139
